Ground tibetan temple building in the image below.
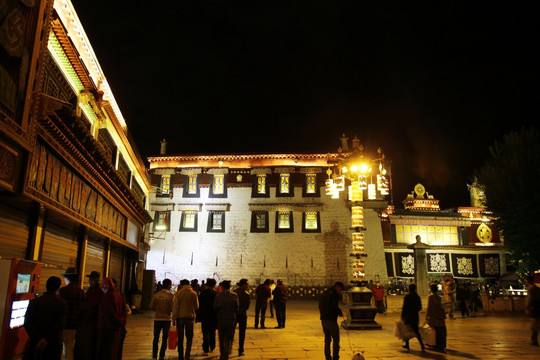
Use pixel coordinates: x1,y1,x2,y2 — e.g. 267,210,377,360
146,146,504,290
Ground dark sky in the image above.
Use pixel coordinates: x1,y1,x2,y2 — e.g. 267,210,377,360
71,1,539,208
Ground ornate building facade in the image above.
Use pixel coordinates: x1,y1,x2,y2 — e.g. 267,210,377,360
147,151,504,289
0,0,151,292
382,183,504,283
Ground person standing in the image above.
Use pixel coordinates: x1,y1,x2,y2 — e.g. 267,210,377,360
254,279,271,328
319,282,344,360
198,278,218,355
456,283,470,318
24,276,66,360
272,279,288,328
401,283,425,351
172,279,199,360
442,277,456,319
372,281,386,315
96,277,125,360
213,280,239,360
426,283,447,352
59,268,85,360
233,279,250,356
268,280,276,318
525,274,540,346
75,271,103,360
150,278,174,360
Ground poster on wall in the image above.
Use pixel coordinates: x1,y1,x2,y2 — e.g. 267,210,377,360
478,253,501,278
394,252,415,278
427,253,451,273
451,254,478,278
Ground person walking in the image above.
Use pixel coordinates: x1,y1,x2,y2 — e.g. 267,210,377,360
272,279,288,328
198,278,218,355
59,268,85,360
24,276,66,360
172,279,199,360
74,271,103,360
213,280,239,360
254,279,271,329
233,279,250,356
150,278,174,360
525,274,540,346
427,283,447,352
401,283,425,351
456,283,470,318
319,282,344,360
96,277,125,360
372,281,386,315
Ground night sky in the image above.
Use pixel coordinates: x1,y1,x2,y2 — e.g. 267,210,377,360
71,1,539,208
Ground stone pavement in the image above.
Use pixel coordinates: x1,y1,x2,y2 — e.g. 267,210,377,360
122,300,539,360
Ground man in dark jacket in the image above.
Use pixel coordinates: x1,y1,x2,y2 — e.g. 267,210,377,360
198,278,217,354
24,276,66,360
59,268,85,360
254,279,271,329
272,279,288,328
319,282,344,360
75,271,102,360
233,279,250,356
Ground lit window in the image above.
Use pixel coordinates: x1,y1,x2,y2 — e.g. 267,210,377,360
180,211,198,232
303,173,319,197
160,175,171,196
303,212,320,232
280,174,290,194
153,211,170,232
276,211,294,232
208,211,225,232
183,174,200,197
251,211,269,232
188,175,198,194
213,175,224,195
257,174,266,194
306,174,316,193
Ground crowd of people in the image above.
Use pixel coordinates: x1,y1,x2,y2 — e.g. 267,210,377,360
23,271,539,360
151,277,289,360
24,269,127,360
396,274,540,352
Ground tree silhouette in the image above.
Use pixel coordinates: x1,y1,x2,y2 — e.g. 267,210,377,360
474,127,540,277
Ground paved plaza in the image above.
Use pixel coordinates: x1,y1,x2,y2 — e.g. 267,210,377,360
123,299,539,360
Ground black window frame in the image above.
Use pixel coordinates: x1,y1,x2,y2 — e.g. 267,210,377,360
302,173,320,197
207,211,226,232
275,211,294,233
183,174,200,198
153,210,171,232
302,211,321,233
209,174,228,198
179,211,198,232
250,211,269,233
276,173,294,197
251,174,270,198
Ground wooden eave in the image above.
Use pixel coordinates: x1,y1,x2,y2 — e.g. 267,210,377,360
50,14,95,90
148,153,341,170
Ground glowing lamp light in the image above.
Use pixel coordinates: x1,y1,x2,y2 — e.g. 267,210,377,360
359,164,369,173
351,165,358,172
368,183,377,200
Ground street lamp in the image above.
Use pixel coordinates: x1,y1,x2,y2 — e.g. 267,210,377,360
326,136,390,282
326,135,390,329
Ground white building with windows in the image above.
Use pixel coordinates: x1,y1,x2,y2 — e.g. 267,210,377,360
146,152,389,288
